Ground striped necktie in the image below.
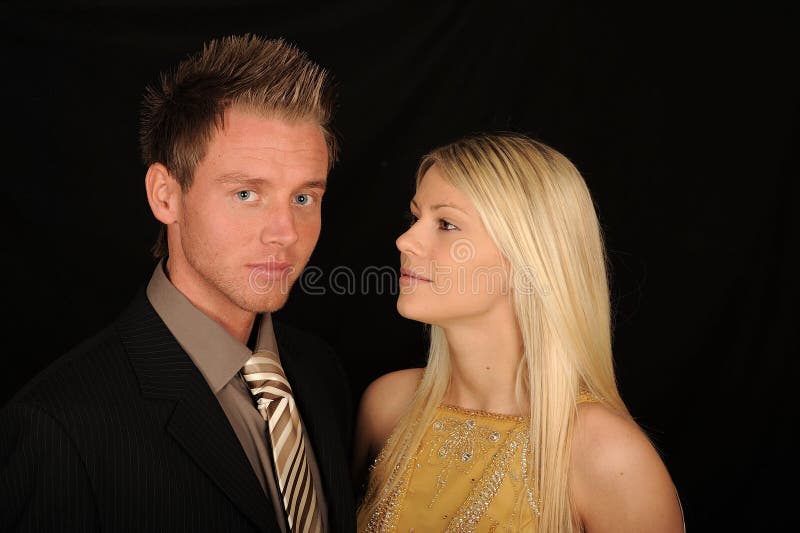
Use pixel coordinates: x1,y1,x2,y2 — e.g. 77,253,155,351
242,350,322,533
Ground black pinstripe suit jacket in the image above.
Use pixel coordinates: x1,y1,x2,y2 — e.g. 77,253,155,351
0,289,356,532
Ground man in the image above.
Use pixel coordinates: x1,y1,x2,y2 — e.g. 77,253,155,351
0,35,354,532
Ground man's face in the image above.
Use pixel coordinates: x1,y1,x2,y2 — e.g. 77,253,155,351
169,107,328,314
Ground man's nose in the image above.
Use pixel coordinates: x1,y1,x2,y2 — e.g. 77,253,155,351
260,203,299,247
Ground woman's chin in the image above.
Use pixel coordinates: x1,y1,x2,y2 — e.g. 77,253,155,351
397,298,424,321
396,299,442,326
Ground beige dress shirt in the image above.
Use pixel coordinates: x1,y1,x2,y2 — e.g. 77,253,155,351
146,260,328,532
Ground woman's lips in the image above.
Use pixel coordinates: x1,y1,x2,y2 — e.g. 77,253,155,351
400,267,431,284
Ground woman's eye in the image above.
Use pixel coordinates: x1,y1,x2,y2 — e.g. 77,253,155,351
236,190,258,202
439,219,458,231
294,193,315,206
405,212,419,227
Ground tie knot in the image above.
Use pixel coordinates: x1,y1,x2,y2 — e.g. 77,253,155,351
243,349,282,373
242,350,292,399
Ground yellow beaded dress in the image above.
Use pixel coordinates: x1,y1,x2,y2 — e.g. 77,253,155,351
362,408,512,531
364,396,597,533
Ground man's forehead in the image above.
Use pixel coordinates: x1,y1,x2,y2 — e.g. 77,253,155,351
208,114,325,156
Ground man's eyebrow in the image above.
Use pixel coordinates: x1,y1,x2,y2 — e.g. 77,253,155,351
215,173,327,190
410,199,468,214
302,180,327,190
215,173,263,185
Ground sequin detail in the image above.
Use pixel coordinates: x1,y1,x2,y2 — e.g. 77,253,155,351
364,405,538,532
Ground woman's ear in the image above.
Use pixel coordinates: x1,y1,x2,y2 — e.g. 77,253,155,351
145,163,180,225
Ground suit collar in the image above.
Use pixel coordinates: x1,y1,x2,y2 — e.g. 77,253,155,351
146,259,277,394
117,288,278,533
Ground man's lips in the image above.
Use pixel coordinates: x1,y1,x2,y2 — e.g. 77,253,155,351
248,261,294,277
400,267,431,283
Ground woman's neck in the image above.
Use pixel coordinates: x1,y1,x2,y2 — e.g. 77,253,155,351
440,305,524,416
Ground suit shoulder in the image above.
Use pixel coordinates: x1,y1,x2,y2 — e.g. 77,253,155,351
273,320,348,389
7,323,130,414
273,319,327,344
273,320,336,359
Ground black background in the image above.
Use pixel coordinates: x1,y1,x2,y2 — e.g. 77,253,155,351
2,1,796,530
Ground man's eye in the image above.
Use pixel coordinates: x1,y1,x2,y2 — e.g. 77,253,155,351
294,193,315,206
236,190,257,202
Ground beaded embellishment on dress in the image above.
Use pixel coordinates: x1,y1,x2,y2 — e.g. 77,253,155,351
363,394,599,532
364,406,537,532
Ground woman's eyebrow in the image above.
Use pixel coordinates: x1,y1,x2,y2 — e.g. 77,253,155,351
410,198,468,214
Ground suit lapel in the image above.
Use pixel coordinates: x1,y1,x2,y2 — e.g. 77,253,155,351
166,393,277,533
118,290,277,533
276,328,348,532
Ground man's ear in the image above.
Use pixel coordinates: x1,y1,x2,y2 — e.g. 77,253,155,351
145,163,181,225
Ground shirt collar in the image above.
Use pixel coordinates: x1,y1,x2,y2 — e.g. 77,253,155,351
146,259,278,394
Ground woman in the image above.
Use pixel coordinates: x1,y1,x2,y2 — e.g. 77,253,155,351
354,133,684,532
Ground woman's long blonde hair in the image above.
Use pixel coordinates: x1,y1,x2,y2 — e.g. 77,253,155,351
358,133,630,531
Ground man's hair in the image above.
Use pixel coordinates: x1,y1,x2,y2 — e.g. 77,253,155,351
139,34,337,258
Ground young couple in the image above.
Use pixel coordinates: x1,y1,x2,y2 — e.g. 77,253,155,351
0,35,684,532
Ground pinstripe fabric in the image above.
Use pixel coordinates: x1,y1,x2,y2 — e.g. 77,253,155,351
243,351,322,533
0,288,356,532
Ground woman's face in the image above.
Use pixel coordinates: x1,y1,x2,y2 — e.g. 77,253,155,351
396,165,511,327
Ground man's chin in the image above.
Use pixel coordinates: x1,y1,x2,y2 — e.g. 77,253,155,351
237,295,286,314
238,290,292,314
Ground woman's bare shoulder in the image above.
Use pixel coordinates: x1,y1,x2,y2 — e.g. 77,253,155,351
358,369,423,432
362,368,424,403
570,402,684,532
355,368,424,457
